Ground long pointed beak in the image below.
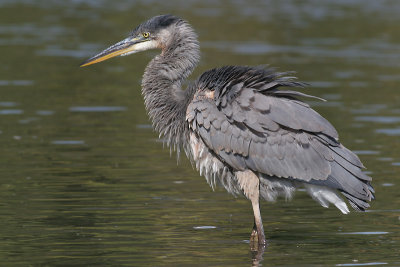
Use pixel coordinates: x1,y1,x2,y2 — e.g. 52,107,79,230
80,36,144,67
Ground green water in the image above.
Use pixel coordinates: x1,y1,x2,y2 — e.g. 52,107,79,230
0,1,399,266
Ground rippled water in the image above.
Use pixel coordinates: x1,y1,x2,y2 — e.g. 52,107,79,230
0,0,399,266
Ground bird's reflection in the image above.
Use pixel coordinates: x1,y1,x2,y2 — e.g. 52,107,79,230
250,243,266,267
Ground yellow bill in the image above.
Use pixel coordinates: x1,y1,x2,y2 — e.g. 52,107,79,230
80,36,145,67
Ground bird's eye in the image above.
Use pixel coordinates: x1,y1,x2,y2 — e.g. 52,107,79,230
142,32,150,38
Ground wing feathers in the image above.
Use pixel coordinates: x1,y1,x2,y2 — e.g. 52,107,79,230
187,65,374,212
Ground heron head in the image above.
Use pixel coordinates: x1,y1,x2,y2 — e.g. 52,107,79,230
80,15,181,67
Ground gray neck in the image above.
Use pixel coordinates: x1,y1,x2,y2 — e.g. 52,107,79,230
141,21,200,152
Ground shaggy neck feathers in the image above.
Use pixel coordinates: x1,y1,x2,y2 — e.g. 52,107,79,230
141,21,200,152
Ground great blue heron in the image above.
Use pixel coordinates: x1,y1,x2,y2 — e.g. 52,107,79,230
81,15,374,247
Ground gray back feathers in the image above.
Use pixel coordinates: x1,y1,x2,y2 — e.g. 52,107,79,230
187,65,373,211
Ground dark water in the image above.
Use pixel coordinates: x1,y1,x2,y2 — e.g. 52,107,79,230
1,0,399,266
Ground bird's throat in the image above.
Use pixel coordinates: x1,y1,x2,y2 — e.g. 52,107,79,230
141,22,200,153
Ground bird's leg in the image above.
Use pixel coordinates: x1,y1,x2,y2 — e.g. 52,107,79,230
236,171,266,248
251,195,266,246
250,218,258,243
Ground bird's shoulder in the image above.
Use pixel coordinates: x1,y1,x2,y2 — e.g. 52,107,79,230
190,65,326,109
193,65,303,100
187,65,338,140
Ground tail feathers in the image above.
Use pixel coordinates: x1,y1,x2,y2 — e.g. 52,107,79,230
341,191,371,211
324,151,374,212
305,157,374,213
368,182,376,197
304,184,350,214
